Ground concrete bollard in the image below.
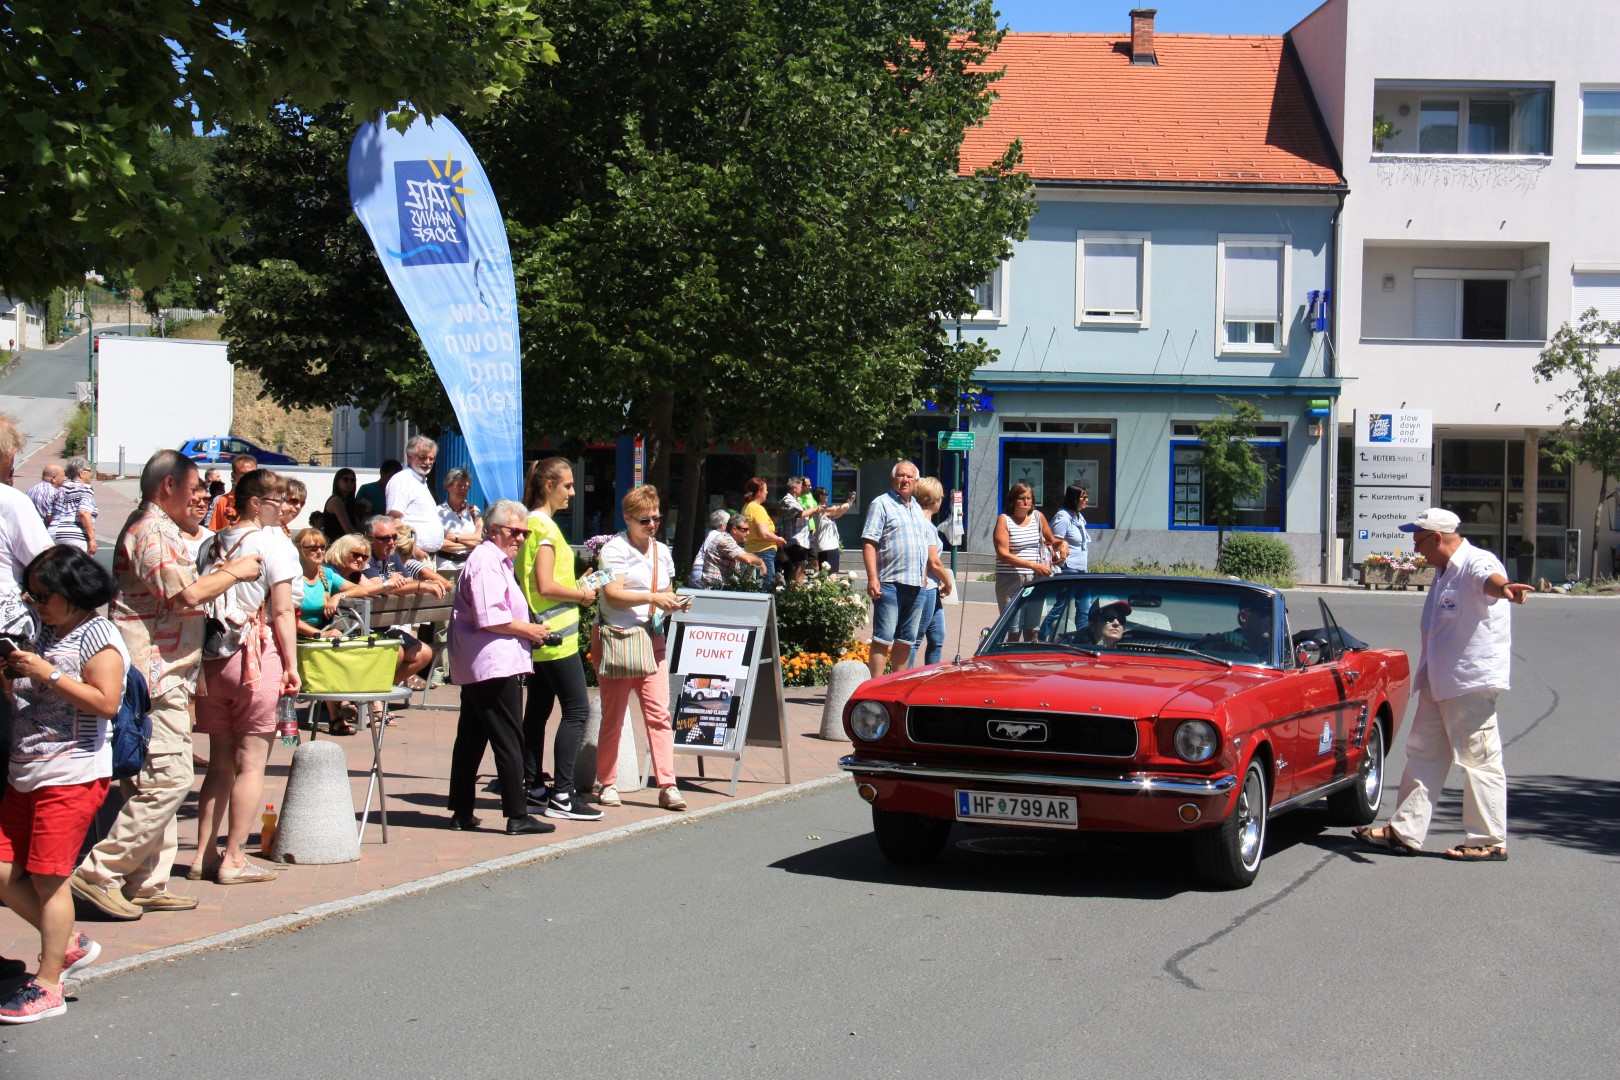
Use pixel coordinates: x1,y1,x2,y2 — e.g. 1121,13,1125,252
579,687,645,793
819,659,869,741
270,740,361,864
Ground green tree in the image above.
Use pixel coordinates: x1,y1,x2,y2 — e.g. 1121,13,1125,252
219,0,1033,559
0,0,554,299
1197,397,1271,557
1533,309,1620,584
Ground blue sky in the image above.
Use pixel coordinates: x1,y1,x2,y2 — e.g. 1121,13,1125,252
992,1,1327,35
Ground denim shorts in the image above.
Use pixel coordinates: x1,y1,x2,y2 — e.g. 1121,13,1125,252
871,581,924,647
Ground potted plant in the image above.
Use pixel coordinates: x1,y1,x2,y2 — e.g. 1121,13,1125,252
1360,551,1433,589
1373,113,1401,151
1511,539,1536,584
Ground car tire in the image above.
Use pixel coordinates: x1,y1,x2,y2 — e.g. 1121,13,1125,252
1326,716,1385,826
871,807,952,865
1191,758,1268,889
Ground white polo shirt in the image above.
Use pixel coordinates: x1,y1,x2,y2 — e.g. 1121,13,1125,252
386,468,445,554
1415,539,1512,700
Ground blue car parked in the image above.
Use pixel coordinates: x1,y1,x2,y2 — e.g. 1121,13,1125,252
179,437,299,466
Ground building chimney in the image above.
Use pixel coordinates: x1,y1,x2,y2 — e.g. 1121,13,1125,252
1130,8,1158,66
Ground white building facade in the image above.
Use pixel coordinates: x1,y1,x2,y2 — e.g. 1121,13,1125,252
1290,0,1620,581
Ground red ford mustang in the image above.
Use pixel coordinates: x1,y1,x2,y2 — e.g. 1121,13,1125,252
840,576,1410,888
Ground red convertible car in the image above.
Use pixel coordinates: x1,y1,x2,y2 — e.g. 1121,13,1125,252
840,576,1410,888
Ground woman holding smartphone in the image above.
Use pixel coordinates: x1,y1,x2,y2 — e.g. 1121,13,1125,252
594,485,687,812
516,458,603,821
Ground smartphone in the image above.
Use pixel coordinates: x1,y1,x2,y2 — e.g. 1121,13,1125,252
676,595,694,610
0,638,18,658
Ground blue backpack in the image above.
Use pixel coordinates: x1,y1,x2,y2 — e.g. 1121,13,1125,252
111,665,153,780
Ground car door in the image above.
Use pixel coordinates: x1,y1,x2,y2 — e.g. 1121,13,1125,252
1290,599,1372,797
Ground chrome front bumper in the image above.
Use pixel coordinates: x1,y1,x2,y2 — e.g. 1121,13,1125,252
839,756,1238,796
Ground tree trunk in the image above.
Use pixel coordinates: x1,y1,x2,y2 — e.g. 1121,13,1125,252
1590,472,1608,586
673,409,711,577
643,394,675,496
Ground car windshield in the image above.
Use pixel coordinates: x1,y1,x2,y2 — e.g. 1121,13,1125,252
980,576,1281,668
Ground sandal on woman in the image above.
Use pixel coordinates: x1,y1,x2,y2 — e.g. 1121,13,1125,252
216,861,278,885
1443,844,1507,862
1352,824,1418,856
186,861,221,882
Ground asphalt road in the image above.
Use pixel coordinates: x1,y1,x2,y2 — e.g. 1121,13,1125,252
1,333,87,463
3,592,1615,1078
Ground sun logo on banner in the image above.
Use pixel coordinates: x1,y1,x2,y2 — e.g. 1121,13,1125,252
388,154,475,266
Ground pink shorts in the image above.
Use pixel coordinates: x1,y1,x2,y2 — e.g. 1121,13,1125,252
195,643,285,737
0,778,111,877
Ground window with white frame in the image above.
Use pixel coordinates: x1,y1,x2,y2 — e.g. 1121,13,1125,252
1578,86,1620,163
1414,89,1551,156
1572,269,1620,322
1412,269,1512,340
967,262,1009,323
1218,237,1288,353
1076,233,1149,326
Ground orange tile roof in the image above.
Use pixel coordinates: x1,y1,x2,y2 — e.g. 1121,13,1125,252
960,32,1342,187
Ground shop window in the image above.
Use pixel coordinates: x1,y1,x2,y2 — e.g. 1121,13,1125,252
998,428,1116,527
1168,440,1285,531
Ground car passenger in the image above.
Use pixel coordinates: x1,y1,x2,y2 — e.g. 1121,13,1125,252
1088,600,1130,647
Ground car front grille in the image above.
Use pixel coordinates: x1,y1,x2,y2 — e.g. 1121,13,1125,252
906,706,1139,758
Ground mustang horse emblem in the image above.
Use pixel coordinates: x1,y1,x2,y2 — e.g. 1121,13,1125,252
989,720,1048,743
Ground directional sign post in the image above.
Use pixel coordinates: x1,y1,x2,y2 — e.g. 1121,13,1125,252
1352,408,1434,567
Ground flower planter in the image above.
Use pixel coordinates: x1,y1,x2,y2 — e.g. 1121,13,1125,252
1359,565,1436,591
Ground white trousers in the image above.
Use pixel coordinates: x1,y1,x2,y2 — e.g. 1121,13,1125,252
1387,687,1508,849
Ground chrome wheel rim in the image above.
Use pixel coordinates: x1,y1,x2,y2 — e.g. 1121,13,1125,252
1362,724,1384,807
1237,767,1265,869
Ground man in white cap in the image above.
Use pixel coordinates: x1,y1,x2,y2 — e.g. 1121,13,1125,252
1354,508,1530,862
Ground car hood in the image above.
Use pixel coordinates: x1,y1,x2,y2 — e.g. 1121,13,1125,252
865,654,1276,718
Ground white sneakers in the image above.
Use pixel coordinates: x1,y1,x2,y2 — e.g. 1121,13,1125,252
659,786,688,812
593,783,622,807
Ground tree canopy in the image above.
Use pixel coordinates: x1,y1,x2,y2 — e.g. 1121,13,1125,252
219,0,1032,552
0,0,553,298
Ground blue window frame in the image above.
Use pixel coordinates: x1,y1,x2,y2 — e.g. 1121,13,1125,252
997,430,1116,528
1168,440,1286,531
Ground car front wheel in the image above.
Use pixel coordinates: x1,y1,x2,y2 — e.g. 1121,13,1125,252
1191,758,1268,889
1326,717,1385,826
871,807,952,865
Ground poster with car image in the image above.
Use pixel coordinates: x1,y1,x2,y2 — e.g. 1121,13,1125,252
673,674,739,747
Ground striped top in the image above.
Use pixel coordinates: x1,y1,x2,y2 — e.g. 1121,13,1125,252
997,513,1045,578
49,481,97,545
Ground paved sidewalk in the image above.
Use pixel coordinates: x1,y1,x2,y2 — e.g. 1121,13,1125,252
0,587,1001,973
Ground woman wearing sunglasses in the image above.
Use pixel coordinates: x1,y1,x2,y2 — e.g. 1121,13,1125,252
594,486,687,811
189,470,301,886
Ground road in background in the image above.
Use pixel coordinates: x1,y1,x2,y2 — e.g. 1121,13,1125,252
1,331,89,463
3,591,1612,1078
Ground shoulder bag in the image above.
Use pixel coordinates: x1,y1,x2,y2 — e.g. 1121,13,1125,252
200,531,261,660
594,540,660,680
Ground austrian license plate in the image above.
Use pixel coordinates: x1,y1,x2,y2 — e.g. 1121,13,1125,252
955,790,1078,830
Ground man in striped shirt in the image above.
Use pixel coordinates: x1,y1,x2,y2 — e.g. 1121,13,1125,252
861,461,951,678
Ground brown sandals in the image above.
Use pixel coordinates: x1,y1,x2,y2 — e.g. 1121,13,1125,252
1443,844,1508,862
1352,824,1419,856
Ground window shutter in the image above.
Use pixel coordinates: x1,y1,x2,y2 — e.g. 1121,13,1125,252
1224,246,1282,321
1083,242,1142,315
1572,273,1620,322
1413,277,1459,339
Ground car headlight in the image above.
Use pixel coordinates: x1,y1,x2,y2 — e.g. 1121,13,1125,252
1173,720,1219,763
848,700,891,742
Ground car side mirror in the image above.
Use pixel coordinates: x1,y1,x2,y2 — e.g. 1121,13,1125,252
1295,641,1322,667
980,627,990,639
